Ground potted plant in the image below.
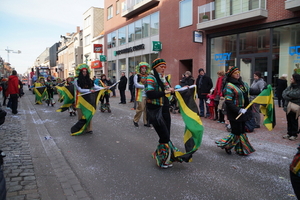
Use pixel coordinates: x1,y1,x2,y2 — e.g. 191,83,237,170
202,14,209,22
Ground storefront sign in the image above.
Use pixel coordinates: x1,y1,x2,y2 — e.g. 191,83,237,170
214,52,232,67
152,41,162,51
93,44,103,53
91,60,102,69
289,46,300,56
100,55,107,62
115,44,145,55
193,31,203,43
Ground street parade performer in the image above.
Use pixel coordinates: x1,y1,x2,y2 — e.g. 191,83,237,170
145,58,203,169
71,64,104,135
32,77,47,105
215,66,255,155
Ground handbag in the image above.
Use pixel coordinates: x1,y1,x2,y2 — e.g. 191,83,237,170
214,94,220,101
287,101,300,119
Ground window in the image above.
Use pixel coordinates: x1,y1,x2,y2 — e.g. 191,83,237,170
84,16,91,29
107,33,112,49
107,5,113,20
111,31,116,47
135,20,142,40
85,35,91,46
116,0,120,15
128,23,135,42
150,12,159,36
118,27,126,46
142,16,150,38
179,0,192,28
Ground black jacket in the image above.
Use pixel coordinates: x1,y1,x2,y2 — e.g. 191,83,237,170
129,75,134,90
276,78,287,97
118,76,127,90
180,76,195,87
195,74,213,98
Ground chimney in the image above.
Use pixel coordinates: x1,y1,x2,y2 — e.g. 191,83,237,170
76,26,80,33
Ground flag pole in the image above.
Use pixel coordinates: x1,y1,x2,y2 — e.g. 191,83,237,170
235,101,254,120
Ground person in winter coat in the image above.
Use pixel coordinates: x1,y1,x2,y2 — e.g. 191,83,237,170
0,78,8,106
129,72,135,103
212,70,225,122
118,72,127,104
6,70,19,114
276,74,288,107
180,71,194,87
195,68,213,117
282,73,300,141
215,66,255,155
249,71,266,128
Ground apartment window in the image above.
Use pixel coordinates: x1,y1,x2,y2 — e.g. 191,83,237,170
84,16,91,29
107,5,113,20
135,20,142,40
179,0,192,28
85,35,91,46
116,0,120,15
142,16,150,38
118,27,126,46
150,12,159,36
128,23,135,42
111,31,116,47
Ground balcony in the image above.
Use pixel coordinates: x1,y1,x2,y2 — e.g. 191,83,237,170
197,0,268,31
285,0,300,11
121,0,160,18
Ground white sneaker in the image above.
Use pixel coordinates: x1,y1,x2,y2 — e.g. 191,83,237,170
289,136,297,141
282,134,290,139
160,163,173,169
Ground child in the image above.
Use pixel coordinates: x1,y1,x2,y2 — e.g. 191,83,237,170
217,96,225,123
207,89,215,120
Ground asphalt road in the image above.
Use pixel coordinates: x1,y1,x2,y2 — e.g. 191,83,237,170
21,88,297,200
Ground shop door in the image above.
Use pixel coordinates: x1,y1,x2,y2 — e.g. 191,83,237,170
239,56,268,87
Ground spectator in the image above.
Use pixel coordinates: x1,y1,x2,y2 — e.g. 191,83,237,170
195,68,213,117
249,71,266,128
276,74,288,107
212,70,225,122
6,70,19,114
118,72,127,104
110,76,116,97
180,71,194,87
129,72,135,103
0,78,8,106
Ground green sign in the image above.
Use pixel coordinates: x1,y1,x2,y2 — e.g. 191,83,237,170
100,55,107,62
152,41,162,51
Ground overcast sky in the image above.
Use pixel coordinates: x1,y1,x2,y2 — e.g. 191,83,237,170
0,0,104,75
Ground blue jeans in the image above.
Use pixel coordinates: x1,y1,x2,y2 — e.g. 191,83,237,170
199,98,210,117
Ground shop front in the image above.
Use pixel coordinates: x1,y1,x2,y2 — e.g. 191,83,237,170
208,20,300,88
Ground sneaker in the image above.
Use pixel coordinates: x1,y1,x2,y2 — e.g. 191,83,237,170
289,136,297,141
86,130,93,134
133,121,139,127
282,134,290,139
160,163,173,169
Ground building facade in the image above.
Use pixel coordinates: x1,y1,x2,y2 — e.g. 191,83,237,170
104,0,300,88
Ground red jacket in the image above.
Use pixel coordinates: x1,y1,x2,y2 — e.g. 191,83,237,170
6,75,19,96
213,76,224,98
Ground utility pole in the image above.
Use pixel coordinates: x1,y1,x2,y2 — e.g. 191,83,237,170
5,47,21,63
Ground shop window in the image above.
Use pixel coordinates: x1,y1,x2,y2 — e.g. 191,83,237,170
150,12,159,36
142,16,150,38
118,27,126,46
107,33,112,49
128,23,135,43
179,0,193,28
135,20,142,40
111,31,116,48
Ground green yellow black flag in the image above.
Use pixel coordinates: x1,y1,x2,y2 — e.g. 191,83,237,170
174,85,204,162
34,86,47,104
55,85,75,112
250,84,276,131
70,89,104,136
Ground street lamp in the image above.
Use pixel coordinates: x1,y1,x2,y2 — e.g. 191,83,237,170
84,55,89,64
5,47,21,63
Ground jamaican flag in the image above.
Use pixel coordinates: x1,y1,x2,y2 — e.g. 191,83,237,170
34,86,47,104
71,89,104,136
251,84,276,131
174,85,204,162
55,85,75,112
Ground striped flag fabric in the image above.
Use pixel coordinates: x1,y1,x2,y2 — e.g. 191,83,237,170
174,85,204,162
251,84,276,131
34,86,47,104
55,85,75,112
71,89,104,136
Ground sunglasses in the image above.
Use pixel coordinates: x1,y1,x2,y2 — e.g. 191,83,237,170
158,65,166,69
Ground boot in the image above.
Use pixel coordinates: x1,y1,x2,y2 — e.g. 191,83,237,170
100,103,105,112
106,103,111,113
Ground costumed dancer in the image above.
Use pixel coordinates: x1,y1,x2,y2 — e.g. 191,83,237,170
73,64,103,134
32,77,46,104
66,77,76,116
215,66,255,155
145,58,183,169
133,62,150,127
45,75,55,106
95,74,111,113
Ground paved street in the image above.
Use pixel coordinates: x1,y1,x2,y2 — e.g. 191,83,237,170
0,87,299,200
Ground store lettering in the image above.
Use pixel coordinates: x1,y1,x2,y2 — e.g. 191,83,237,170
116,44,145,55
289,46,300,56
214,53,232,61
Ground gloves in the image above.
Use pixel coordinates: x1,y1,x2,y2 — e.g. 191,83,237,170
239,108,247,114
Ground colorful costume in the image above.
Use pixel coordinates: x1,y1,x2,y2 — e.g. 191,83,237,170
45,76,55,106
32,77,46,105
95,75,112,113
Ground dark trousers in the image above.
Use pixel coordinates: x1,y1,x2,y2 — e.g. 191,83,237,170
0,168,6,200
199,98,209,117
277,95,285,107
10,94,18,114
119,89,126,103
147,104,171,143
287,112,298,137
230,120,246,135
290,171,300,200
129,88,135,102
100,93,110,104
